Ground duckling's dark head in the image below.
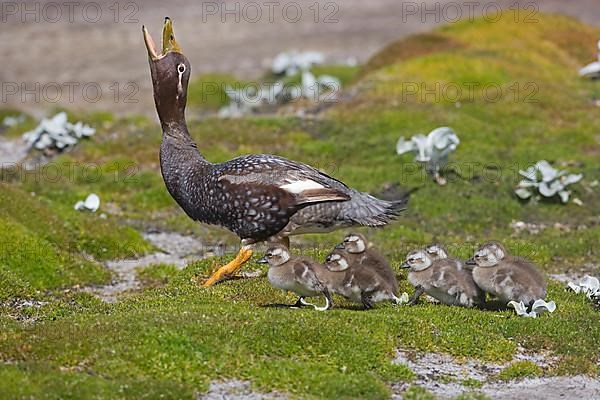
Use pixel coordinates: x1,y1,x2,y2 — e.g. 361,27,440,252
143,18,191,127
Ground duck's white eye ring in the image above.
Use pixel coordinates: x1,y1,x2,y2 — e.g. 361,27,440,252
177,64,186,74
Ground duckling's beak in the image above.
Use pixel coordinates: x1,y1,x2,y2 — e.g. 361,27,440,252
335,243,345,250
465,258,476,265
143,17,182,60
400,262,410,269
257,256,269,264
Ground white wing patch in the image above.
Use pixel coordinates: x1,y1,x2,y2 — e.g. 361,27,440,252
280,179,324,194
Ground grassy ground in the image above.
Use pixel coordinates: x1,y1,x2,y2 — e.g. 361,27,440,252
1,12,600,399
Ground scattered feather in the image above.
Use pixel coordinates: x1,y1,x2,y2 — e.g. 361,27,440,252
398,292,410,304
74,193,100,212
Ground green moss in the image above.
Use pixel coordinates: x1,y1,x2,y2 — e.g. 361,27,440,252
137,263,179,288
453,393,492,400
0,217,108,298
496,361,543,381
460,378,484,389
0,183,152,261
188,73,251,110
0,109,37,139
402,386,436,400
0,364,192,400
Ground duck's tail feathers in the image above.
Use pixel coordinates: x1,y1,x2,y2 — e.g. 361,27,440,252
340,190,408,227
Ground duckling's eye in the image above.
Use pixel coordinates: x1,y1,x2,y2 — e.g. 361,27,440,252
170,34,174,40
177,64,186,74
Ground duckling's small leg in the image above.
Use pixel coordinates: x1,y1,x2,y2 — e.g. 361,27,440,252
313,290,333,311
361,293,374,310
289,297,314,308
298,297,316,307
201,244,253,287
408,286,425,305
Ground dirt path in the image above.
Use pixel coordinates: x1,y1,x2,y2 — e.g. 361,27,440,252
392,347,600,399
3,0,599,117
0,137,29,166
85,232,208,302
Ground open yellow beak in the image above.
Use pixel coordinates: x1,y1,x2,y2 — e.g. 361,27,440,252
143,17,182,60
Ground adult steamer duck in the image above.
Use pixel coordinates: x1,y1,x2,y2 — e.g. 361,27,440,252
143,18,407,286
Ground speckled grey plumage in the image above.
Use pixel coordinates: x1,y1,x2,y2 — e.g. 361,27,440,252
160,125,406,243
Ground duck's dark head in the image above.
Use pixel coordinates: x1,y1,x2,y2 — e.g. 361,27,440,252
143,17,191,127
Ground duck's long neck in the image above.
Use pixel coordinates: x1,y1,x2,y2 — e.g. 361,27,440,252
160,119,207,160
159,119,211,197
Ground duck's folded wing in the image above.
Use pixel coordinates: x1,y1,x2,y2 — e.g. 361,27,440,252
216,154,350,206
293,261,327,293
431,267,461,295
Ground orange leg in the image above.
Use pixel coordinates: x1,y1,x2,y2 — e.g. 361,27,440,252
201,246,253,287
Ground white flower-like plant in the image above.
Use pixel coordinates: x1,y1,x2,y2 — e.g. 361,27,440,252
23,112,95,151
567,276,600,299
218,84,282,118
396,127,460,185
294,71,341,102
219,72,342,118
2,114,25,127
272,51,325,76
578,40,600,79
515,161,583,204
508,299,557,318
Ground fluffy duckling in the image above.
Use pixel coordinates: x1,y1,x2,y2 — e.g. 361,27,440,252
325,249,403,309
425,243,470,272
335,233,398,292
424,243,449,261
402,249,484,308
466,241,546,305
258,245,332,311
